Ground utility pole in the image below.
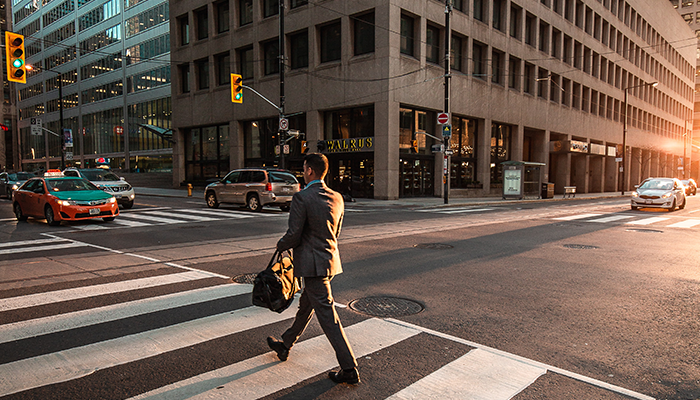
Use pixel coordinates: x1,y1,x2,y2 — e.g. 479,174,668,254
278,0,286,170
443,0,452,204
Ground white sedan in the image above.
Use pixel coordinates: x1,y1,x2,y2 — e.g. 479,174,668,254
631,178,686,211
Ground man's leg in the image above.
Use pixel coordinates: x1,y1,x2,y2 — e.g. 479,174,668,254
281,285,315,349
304,276,357,370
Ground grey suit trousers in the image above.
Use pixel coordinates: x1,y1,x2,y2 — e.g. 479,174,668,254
281,276,357,370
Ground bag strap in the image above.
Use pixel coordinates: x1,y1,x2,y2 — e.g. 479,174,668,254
266,250,281,271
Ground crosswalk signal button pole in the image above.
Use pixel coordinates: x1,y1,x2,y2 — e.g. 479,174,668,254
231,73,243,103
5,32,26,84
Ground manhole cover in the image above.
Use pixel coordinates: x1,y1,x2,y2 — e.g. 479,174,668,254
626,228,663,233
348,297,424,317
563,244,599,250
232,273,257,284
413,243,454,250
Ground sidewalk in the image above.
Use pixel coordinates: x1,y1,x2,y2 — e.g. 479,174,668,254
134,187,627,209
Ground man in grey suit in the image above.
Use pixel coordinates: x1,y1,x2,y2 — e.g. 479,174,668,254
267,153,359,384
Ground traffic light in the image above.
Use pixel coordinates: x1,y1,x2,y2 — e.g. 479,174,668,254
301,140,308,154
0,124,9,131
5,32,26,84
231,73,243,103
411,139,418,153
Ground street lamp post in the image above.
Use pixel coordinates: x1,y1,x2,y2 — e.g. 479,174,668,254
621,81,658,195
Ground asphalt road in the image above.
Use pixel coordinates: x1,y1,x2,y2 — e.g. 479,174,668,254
0,193,699,399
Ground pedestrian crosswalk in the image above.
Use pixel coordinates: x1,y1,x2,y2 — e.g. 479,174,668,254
0,267,654,400
415,207,496,214
553,212,700,229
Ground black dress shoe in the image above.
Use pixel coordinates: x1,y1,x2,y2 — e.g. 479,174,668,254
267,337,289,361
328,368,360,384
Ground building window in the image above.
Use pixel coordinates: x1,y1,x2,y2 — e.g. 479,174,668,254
263,0,278,18
179,64,190,93
426,25,440,64
491,49,504,85
216,53,230,85
291,0,308,8
450,116,478,188
263,39,279,75
290,30,309,69
196,7,208,40
453,0,464,12
238,46,254,79
538,68,548,99
216,1,229,33
451,35,462,72
490,123,512,185
472,41,486,80
525,13,536,46
353,11,375,56
320,20,341,63
510,4,521,39
196,58,209,90
524,62,534,94
474,0,485,22
508,56,520,90
539,21,549,53
400,14,415,56
239,0,252,26
493,0,504,31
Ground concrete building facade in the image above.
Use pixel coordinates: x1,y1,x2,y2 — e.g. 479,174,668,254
171,0,694,199
11,0,172,174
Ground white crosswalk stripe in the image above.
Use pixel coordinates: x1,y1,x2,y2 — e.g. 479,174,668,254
416,207,496,214
0,238,87,255
0,269,654,400
553,213,700,229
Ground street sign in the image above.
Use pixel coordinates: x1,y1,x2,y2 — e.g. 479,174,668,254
279,118,289,131
437,113,449,125
283,144,290,154
275,145,280,155
30,117,42,136
442,124,452,139
445,149,454,156
65,151,73,161
431,144,444,153
615,157,622,162
63,128,73,148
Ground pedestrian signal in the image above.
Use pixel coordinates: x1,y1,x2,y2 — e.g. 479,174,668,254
231,73,243,103
5,32,26,84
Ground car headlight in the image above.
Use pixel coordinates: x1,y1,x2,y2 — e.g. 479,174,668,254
57,199,77,206
108,197,117,203
662,192,672,199
631,192,639,198
11,184,18,190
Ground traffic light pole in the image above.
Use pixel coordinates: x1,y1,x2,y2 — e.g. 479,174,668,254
443,0,452,204
58,73,65,170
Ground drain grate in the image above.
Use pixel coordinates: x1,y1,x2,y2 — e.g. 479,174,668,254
232,273,257,284
348,296,424,317
414,243,454,250
563,244,599,250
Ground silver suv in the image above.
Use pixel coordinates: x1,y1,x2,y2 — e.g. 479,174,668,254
63,168,135,209
205,168,300,212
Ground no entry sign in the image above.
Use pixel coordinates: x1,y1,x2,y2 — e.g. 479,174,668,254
437,113,449,125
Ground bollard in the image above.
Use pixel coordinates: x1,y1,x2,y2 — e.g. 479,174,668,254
187,183,193,197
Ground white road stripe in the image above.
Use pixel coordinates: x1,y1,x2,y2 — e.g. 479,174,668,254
108,218,151,227
183,209,255,218
387,348,545,400
146,210,219,221
118,213,190,224
440,208,495,214
0,301,299,397
553,213,602,221
0,271,214,312
127,318,420,400
0,284,251,344
0,238,68,248
666,219,700,228
587,215,635,223
0,241,85,255
625,217,670,225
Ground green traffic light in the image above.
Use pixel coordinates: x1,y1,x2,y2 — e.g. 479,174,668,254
12,59,23,68
235,93,242,100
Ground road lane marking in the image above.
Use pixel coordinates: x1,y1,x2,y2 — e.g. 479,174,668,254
0,301,300,397
552,213,602,221
0,238,69,248
183,208,257,218
117,213,191,224
108,218,151,227
0,241,85,255
387,348,545,400
127,318,419,400
625,217,670,225
0,284,252,344
666,219,700,228
587,215,635,223
145,210,219,222
0,271,215,312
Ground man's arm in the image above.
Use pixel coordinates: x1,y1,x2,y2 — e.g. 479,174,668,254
277,193,306,251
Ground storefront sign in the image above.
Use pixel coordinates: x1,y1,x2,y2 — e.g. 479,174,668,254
549,140,589,153
325,137,374,153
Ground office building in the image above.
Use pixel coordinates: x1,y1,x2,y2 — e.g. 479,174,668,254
171,0,694,199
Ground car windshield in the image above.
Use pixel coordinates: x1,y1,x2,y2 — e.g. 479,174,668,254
681,180,690,185
46,178,99,192
8,172,34,180
80,169,120,181
269,172,298,184
639,180,673,190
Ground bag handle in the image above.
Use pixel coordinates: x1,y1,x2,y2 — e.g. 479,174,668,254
266,250,281,271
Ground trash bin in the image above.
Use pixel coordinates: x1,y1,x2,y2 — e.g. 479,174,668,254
542,182,554,199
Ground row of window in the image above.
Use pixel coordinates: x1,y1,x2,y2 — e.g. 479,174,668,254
79,0,120,32
44,21,75,49
44,0,74,28
125,1,168,38
671,0,700,8
126,65,170,93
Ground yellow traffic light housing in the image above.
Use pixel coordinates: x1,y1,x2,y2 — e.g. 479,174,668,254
5,32,26,84
411,139,418,153
231,73,243,103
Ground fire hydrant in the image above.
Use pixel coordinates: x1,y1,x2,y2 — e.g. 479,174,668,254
187,183,193,197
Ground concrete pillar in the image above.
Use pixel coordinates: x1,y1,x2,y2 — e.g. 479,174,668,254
230,120,244,170
172,128,186,188
478,118,492,193
629,147,642,188
512,124,524,162
605,155,617,192
650,151,659,177
589,155,603,192
533,129,549,183
374,100,399,200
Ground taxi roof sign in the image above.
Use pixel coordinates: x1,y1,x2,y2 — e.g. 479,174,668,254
44,169,64,177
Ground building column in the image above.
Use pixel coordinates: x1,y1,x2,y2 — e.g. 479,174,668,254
589,154,603,193
512,124,524,162
478,118,492,194
230,120,244,170
374,100,399,200
650,150,659,177
533,129,550,183
172,128,186,187
629,147,642,188
605,154,617,192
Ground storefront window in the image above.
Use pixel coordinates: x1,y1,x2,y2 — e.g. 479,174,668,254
399,107,434,154
185,123,231,182
490,123,512,185
399,106,435,197
324,105,374,139
244,114,306,169
450,116,479,188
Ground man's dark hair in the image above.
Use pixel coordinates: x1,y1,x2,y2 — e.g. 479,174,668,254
304,153,329,178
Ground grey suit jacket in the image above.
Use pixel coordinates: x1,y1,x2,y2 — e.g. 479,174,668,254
277,181,344,278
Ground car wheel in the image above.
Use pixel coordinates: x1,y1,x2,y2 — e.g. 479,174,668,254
45,205,61,226
668,199,676,212
206,191,219,208
247,194,262,212
679,197,686,210
14,203,28,221
122,200,134,209
631,206,638,210
103,217,116,222
280,205,290,212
